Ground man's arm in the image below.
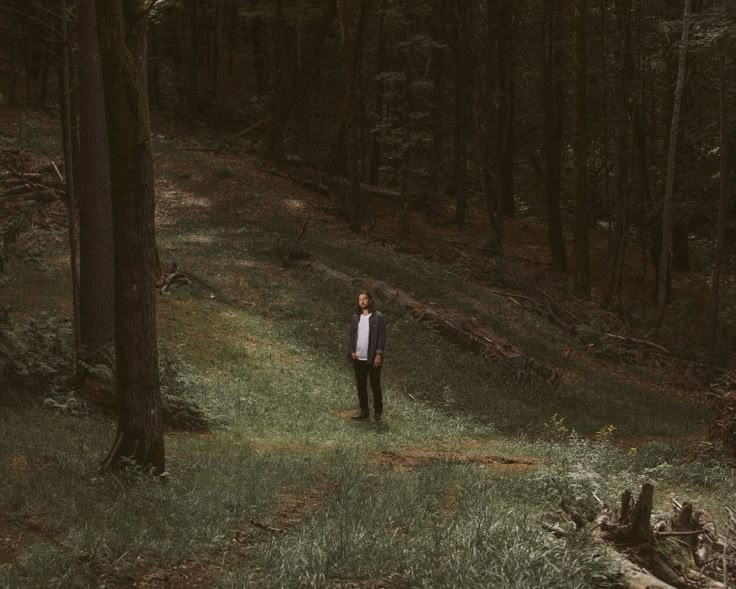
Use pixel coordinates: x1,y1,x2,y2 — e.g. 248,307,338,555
347,317,356,359
375,314,386,357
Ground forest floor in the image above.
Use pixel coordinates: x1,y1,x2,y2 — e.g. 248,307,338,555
1,106,734,588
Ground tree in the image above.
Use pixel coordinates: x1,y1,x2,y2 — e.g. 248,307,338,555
573,0,590,297
543,0,566,272
337,0,362,232
58,0,81,372
188,0,200,112
268,0,286,161
709,26,730,368
603,0,634,308
77,0,115,355
656,0,692,328
96,0,165,473
451,0,470,226
496,0,515,220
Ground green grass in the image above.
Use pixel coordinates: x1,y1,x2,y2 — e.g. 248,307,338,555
0,143,727,588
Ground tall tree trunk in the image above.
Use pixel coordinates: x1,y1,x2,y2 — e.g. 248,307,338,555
496,0,515,219
96,0,164,474
209,0,223,98
656,0,691,328
59,0,81,374
398,4,412,237
543,0,566,272
337,0,361,232
188,0,200,112
604,0,634,308
354,0,368,182
710,51,728,368
251,16,268,94
453,0,469,226
78,0,115,354
368,0,386,186
147,23,159,109
268,0,286,162
573,0,590,297
672,222,690,271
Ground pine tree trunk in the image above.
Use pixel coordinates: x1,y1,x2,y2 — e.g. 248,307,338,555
573,0,591,297
710,52,728,368
368,0,386,186
497,0,515,219
96,0,164,474
77,0,115,355
268,0,286,162
398,6,412,237
453,0,469,226
656,0,691,328
604,0,634,308
188,0,200,112
209,0,223,98
251,16,268,94
337,0,361,232
543,0,566,272
59,0,81,372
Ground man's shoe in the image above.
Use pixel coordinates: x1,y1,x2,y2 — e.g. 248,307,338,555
351,413,369,420
373,413,382,422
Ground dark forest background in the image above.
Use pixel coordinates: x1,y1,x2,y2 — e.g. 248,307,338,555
2,2,736,586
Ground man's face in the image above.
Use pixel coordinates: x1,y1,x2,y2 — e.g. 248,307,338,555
358,293,370,310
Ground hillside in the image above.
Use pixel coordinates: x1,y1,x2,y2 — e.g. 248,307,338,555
1,106,734,588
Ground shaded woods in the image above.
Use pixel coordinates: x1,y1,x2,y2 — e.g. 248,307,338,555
3,2,736,587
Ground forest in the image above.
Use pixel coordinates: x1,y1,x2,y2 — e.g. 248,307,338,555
1,0,735,587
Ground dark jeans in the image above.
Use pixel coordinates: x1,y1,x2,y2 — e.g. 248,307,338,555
353,359,383,416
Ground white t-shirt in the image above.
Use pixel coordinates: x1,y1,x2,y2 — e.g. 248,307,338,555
355,313,371,360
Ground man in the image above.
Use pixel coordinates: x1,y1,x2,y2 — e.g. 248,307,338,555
347,290,386,421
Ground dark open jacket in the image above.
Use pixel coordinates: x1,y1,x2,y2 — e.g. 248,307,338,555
347,311,386,363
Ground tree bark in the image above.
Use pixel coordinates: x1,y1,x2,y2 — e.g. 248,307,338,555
573,0,590,297
604,0,634,308
96,0,165,473
496,0,515,219
452,0,469,226
268,0,286,162
337,0,361,232
188,0,200,112
59,0,81,373
77,0,115,355
656,0,691,328
368,0,386,186
250,16,268,94
710,52,729,368
543,0,566,272
209,0,223,98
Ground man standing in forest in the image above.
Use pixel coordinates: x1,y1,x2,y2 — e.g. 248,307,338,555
347,290,386,421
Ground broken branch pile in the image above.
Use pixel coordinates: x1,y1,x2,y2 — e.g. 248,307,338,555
560,483,734,589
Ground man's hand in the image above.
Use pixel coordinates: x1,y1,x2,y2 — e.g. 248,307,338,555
373,354,382,367
351,352,358,360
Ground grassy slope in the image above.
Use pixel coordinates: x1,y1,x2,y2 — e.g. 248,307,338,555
0,117,732,588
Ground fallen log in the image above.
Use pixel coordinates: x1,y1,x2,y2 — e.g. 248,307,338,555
602,333,670,354
261,168,328,194
305,260,561,385
410,305,560,384
327,175,401,200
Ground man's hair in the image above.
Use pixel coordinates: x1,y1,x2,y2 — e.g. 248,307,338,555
355,290,374,314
